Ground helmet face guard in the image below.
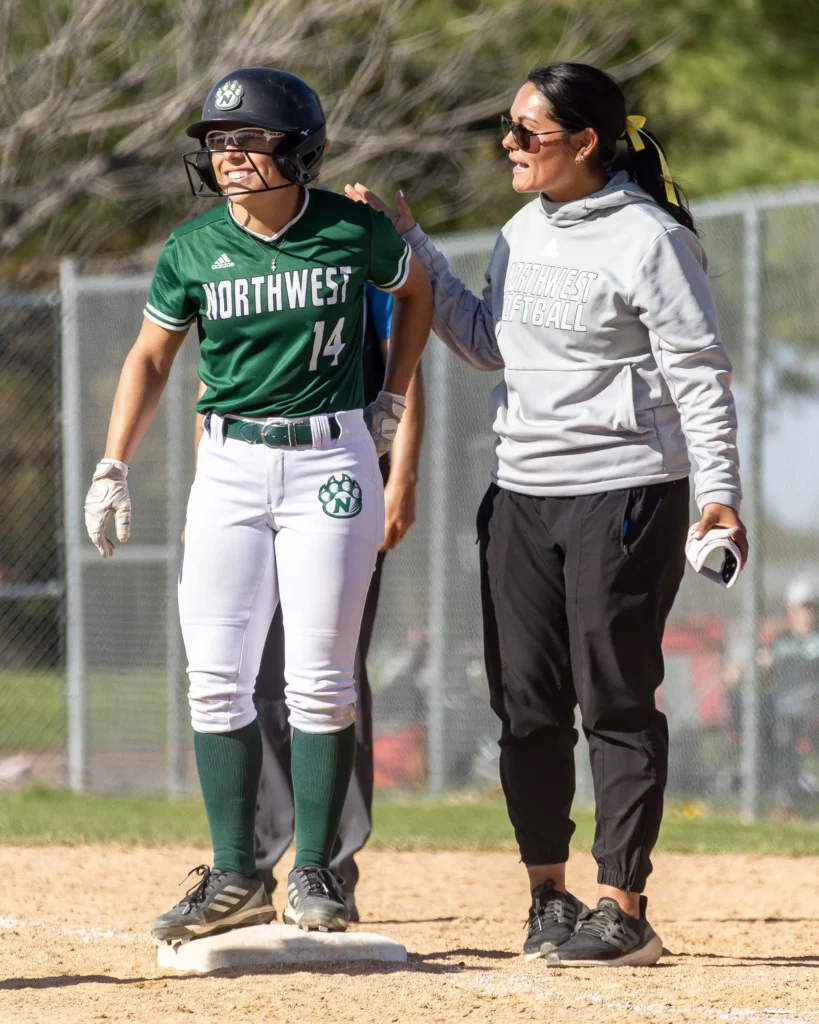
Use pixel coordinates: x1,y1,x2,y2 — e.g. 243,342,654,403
183,148,285,199
184,67,327,198
183,127,327,198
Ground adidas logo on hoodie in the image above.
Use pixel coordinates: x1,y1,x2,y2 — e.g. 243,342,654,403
211,253,235,269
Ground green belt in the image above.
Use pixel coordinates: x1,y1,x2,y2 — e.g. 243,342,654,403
223,416,341,448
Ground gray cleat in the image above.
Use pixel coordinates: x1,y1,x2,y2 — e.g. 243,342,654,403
523,879,588,960
151,864,275,942
283,866,350,932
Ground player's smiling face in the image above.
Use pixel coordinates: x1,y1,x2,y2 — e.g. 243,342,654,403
503,83,596,200
209,124,290,202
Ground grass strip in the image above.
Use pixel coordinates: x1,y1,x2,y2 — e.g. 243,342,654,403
0,788,817,854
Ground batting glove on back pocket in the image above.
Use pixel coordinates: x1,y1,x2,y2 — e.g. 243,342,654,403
364,390,406,458
84,458,131,558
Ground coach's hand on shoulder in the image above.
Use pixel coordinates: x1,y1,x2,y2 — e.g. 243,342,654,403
84,459,131,559
344,184,416,236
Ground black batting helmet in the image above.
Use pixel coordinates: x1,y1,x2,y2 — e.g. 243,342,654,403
184,67,326,197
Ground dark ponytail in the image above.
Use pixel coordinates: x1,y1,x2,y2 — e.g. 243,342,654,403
527,62,696,233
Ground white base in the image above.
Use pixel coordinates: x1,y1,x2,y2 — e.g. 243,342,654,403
157,923,407,973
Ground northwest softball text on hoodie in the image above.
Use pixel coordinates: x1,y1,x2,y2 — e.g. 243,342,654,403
403,171,741,510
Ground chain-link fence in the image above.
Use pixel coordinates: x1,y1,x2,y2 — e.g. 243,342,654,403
60,262,197,794
372,187,819,819
3,184,818,815
0,292,64,787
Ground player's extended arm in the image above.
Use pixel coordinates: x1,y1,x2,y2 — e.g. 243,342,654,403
381,347,425,552
84,318,188,557
382,254,432,396
365,254,431,457
105,318,188,463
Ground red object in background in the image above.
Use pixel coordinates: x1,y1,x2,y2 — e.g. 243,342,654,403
663,615,725,652
662,617,727,727
373,725,426,788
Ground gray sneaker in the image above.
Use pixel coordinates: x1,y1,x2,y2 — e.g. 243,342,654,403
546,895,663,967
151,864,275,942
523,880,588,960
283,866,350,932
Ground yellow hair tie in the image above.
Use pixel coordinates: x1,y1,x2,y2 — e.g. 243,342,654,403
620,114,679,207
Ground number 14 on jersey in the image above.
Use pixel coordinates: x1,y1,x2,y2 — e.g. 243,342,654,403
309,318,345,372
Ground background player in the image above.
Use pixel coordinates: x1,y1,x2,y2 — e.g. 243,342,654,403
83,66,432,940
195,285,425,918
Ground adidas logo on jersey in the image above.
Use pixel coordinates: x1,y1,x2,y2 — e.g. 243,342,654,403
543,238,559,259
211,253,235,269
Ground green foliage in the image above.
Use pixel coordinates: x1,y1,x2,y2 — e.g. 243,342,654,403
0,301,60,588
4,0,816,274
636,1,819,199
0,299,63,677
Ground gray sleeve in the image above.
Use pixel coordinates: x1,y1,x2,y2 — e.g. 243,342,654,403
402,224,504,371
630,227,742,511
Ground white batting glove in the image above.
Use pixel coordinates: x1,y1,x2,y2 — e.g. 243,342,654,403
364,390,406,458
685,523,742,589
84,459,131,559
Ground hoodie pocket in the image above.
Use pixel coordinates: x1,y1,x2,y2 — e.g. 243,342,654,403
614,365,640,434
503,364,655,450
616,364,665,436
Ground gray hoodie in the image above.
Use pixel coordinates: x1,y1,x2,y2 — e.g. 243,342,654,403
404,171,741,510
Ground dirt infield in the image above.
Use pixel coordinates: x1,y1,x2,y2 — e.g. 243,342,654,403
0,846,816,1024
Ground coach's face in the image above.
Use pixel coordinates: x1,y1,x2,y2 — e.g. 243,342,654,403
209,124,290,201
503,83,601,201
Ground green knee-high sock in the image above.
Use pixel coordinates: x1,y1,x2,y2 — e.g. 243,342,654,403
193,720,262,877
292,725,356,869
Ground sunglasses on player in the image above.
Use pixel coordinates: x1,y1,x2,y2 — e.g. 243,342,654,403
501,116,578,152
205,128,285,153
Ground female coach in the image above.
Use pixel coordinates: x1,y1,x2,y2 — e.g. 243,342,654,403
83,67,432,940
347,61,747,967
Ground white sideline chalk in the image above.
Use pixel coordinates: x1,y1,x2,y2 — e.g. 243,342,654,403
157,923,407,973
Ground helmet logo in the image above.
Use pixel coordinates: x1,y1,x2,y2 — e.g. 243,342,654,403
214,81,244,110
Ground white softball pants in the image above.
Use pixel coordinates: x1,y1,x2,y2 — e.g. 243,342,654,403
179,409,384,735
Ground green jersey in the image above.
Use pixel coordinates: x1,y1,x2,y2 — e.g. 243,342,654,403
144,188,411,418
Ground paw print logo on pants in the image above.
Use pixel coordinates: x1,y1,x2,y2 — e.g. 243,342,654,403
318,474,362,519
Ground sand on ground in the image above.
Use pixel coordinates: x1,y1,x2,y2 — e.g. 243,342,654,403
0,846,817,1024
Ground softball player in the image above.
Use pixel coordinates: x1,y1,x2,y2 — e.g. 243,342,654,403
83,66,432,940
348,62,747,967
250,284,425,919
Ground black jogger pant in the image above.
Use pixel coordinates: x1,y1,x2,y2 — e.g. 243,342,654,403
477,479,689,892
253,551,385,895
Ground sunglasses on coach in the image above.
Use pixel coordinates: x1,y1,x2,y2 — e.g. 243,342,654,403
500,115,576,152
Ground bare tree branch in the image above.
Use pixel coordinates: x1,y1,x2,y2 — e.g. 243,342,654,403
0,0,682,275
